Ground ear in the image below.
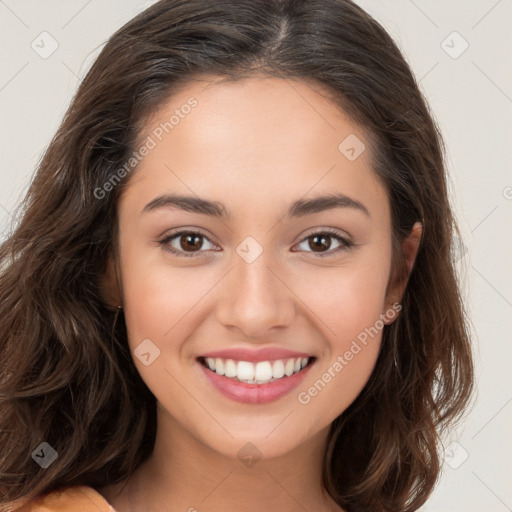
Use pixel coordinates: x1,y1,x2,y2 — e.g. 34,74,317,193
99,255,123,311
383,221,422,323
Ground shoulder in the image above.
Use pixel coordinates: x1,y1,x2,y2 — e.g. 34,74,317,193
14,485,117,512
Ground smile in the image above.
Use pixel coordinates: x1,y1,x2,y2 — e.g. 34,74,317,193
199,356,312,384
196,355,316,404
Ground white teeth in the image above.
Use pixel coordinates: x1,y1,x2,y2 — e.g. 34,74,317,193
284,358,295,376
215,358,224,375
255,361,273,381
237,360,255,381
202,356,311,384
272,360,285,379
224,359,237,378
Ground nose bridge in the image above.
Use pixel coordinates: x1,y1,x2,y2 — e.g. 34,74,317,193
215,236,295,335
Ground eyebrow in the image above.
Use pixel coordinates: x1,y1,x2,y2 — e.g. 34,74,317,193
141,192,370,218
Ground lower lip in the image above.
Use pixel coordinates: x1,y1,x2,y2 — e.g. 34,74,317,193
197,359,314,404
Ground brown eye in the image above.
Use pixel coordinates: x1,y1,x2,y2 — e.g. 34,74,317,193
159,231,218,258
294,230,353,257
179,233,203,252
309,234,333,252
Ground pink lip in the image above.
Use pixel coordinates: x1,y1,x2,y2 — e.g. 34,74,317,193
199,347,313,363
197,358,315,404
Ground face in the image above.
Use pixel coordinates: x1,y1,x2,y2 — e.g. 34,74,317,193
109,76,405,461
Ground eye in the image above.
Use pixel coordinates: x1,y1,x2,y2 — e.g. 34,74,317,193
293,229,354,257
158,228,354,259
158,230,219,258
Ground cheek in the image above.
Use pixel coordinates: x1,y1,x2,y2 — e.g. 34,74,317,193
294,248,391,342
293,255,390,416
296,274,386,420
118,239,206,350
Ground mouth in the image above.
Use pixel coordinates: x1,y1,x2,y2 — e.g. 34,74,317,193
197,355,316,385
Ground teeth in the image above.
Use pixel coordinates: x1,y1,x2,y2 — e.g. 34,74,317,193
272,360,285,379
255,361,273,381
284,358,295,376
203,356,311,384
224,359,237,378
237,361,255,381
214,358,224,375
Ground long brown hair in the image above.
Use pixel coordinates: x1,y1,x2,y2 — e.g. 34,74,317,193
0,1,473,511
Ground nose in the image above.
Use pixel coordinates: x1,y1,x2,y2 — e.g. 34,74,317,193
215,247,296,339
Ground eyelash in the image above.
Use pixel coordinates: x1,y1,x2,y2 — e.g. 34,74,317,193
158,228,354,258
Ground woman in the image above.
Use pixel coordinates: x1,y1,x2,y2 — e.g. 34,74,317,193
0,0,473,511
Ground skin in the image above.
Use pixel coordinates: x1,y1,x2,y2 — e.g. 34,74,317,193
97,76,422,512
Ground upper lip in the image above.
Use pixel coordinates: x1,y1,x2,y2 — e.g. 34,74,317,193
199,347,314,363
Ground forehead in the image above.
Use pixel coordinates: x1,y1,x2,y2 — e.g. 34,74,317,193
121,76,389,223
140,75,364,158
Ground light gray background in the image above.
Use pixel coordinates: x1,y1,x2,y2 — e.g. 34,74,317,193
1,1,511,511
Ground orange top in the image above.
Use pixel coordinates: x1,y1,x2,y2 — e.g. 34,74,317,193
15,485,117,512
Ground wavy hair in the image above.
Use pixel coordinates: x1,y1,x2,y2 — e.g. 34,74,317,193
0,1,473,511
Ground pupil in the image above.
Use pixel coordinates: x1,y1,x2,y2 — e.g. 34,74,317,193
182,234,201,251
311,234,329,252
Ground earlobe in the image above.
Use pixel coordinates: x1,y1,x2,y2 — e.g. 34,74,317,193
383,221,423,321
